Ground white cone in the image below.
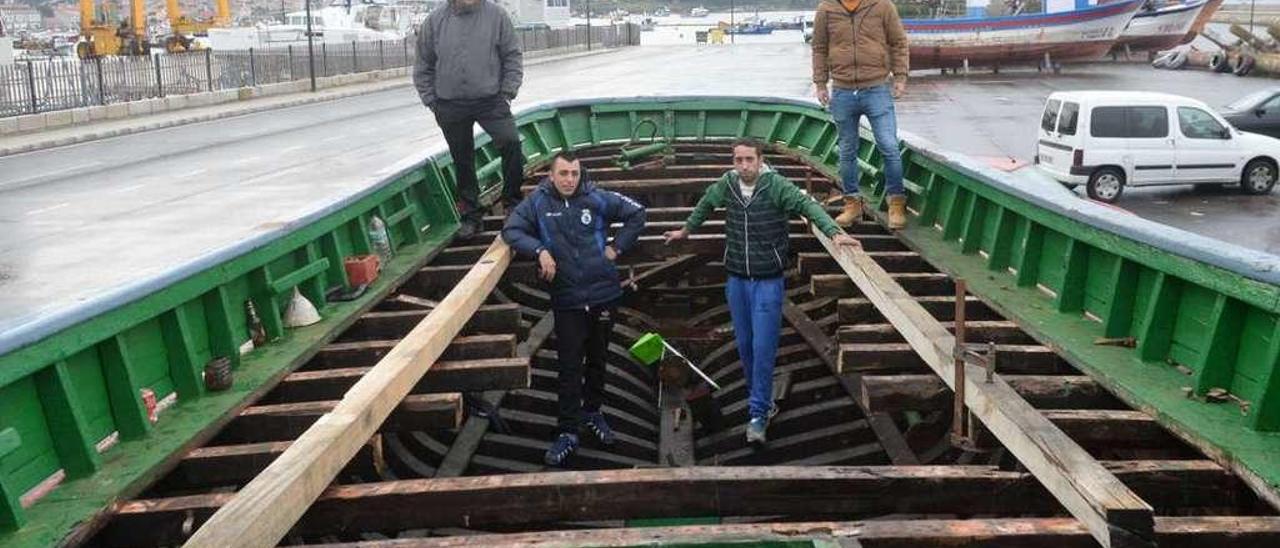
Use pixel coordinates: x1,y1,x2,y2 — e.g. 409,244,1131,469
283,288,321,327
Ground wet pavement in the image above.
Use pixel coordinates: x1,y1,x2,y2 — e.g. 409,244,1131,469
0,44,1277,344
896,61,1280,254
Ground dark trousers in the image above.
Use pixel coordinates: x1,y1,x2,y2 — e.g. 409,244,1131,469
552,305,615,433
432,95,524,220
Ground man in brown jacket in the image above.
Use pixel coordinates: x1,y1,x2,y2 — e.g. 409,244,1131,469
811,0,910,229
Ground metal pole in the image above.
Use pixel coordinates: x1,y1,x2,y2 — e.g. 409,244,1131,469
1251,0,1256,34
25,61,37,114
403,37,409,66
322,42,328,77
305,0,317,91
205,48,214,92
586,0,592,51
730,0,736,44
95,57,106,106
153,54,164,97
289,44,295,80
249,47,257,86
351,40,357,73
952,279,967,443
379,40,385,70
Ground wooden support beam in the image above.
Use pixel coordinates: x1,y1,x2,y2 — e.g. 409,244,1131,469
781,301,918,465
838,296,1001,323
798,251,935,276
268,358,530,403
858,374,1120,413
311,334,516,369
104,464,1220,545
162,441,379,491
838,343,1062,374
810,226,1154,548
217,394,462,443
184,239,512,547
810,272,953,297
289,517,1280,548
341,304,521,341
837,321,1034,345
1041,410,1178,449
435,312,556,478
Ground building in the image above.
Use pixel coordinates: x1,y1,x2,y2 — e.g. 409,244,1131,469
0,3,42,32
495,0,570,28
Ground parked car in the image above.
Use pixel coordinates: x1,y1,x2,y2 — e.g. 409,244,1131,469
1220,88,1280,139
1035,91,1280,203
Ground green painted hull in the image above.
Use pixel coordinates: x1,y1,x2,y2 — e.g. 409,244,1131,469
2,96,1278,545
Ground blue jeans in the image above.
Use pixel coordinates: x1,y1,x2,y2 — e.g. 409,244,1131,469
830,84,905,197
726,275,785,420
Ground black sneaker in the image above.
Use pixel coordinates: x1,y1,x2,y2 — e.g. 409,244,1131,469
456,217,479,239
583,411,616,446
544,432,579,467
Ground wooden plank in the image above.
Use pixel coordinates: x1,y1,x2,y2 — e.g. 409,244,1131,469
342,304,521,340
106,464,1214,544
810,225,1154,548
163,442,379,490
837,343,1062,374
218,394,462,443
288,517,1280,548
837,321,1034,345
184,239,512,547
858,374,1119,413
312,334,516,369
435,312,556,478
780,301,918,465
810,272,953,297
98,335,151,440
269,358,529,403
838,295,1000,323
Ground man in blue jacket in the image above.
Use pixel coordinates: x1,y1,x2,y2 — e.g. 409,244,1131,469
502,151,647,466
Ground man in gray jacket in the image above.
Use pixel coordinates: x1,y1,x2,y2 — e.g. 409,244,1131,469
414,0,524,238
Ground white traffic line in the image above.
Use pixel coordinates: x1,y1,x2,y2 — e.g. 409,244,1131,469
26,202,69,215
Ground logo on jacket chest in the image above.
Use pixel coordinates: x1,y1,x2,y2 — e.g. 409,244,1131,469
580,208,593,226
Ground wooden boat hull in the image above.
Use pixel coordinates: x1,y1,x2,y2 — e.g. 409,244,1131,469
1114,0,1208,53
904,0,1144,70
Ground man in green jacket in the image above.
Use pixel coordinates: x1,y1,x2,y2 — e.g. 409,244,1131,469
665,139,860,444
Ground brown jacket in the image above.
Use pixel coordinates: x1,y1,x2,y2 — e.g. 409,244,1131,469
811,0,910,89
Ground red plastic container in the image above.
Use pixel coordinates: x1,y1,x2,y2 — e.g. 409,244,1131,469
344,255,381,286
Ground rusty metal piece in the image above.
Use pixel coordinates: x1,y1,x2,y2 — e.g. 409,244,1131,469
952,279,968,446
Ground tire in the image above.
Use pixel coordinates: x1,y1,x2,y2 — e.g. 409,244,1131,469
1234,55,1256,76
1151,50,1176,69
1087,167,1126,203
1210,53,1232,73
1241,159,1278,195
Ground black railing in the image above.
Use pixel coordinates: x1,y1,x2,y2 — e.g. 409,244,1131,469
1,24,639,119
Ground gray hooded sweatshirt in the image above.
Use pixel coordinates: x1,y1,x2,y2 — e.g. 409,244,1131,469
413,0,523,107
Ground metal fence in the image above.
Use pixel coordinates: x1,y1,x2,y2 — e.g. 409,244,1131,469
1,24,639,119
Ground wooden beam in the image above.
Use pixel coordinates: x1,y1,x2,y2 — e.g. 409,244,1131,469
184,239,512,547
810,226,1154,548
837,343,1063,374
216,394,462,443
104,464,1218,545
161,442,379,491
435,312,556,478
838,296,1001,323
781,301,919,465
810,272,953,297
290,517,1280,548
837,321,1034,345
342,304,521,340
311,334,516,369
268,358,530,403
858,374,1120,413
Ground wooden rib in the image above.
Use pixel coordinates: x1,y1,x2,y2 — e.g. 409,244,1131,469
184,239,512,547
858,374,1120,413
268,358,530,403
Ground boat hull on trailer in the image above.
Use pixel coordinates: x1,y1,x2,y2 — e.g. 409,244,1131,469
1113,0,1208,53
905,0,1144,70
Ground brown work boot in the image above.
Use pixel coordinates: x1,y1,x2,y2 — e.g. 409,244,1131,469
834,196,863,227
887,195,908,230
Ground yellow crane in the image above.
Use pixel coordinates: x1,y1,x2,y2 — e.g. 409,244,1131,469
77,0,149,58
164,0,231,52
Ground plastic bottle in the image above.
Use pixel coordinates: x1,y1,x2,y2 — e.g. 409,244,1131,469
368,216,392,261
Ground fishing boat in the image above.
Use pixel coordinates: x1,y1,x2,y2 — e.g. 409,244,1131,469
725,23,773,35
904,0,1145,71
690,6,710,17
4,96,1280,547
1113,0,1209,53
654,6,671,17
1181,0,1225,43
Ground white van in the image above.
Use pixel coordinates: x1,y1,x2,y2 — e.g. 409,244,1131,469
1035,91,1280,203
